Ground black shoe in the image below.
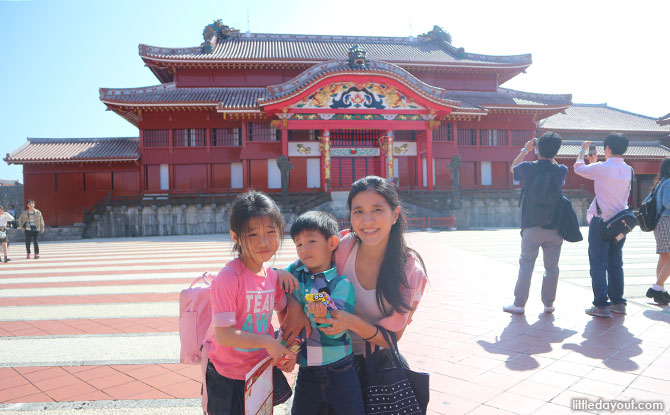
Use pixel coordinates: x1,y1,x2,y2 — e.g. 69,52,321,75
664,291,670,302
646,288,670,305
3,257,8,263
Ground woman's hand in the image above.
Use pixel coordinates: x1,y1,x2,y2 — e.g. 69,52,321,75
307,301,327,318
313,309,354,336
276,269,299,293
281,296,312,342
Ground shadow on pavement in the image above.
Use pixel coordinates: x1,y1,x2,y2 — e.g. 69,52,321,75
562,317,641,371
476,313,576,371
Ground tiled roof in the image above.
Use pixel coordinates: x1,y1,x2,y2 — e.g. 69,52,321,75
556,140,670,158
5,138,139,164
447,88,571,110
262,59,463,109
539,104,670,133
100,77,569,116
659,113,670,126
100,83,267,109
139,33,531,67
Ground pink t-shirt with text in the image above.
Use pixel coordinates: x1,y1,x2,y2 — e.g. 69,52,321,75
208,258,287,380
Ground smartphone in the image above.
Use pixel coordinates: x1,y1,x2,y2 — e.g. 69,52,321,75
588,144,596,157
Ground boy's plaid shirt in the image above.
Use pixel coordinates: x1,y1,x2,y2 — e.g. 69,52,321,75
285,260,356,367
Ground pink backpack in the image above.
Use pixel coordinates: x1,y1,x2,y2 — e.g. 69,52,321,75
179,272,216,414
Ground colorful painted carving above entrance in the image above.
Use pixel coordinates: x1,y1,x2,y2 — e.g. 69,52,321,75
294,83,425,111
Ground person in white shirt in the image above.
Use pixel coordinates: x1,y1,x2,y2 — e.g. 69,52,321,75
574,133,632,318
0,205,15,263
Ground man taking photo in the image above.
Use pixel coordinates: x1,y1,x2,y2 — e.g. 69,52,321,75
574,133,632,318
504,132,567,315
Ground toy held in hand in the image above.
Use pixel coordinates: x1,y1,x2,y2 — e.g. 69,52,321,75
305,292,336,310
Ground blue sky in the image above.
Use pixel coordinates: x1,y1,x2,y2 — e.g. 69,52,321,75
1,0,669,182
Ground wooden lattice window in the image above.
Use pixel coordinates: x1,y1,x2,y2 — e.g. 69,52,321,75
511,130,532,147
457,129,476,146
248,122,278,142
173,129,206,147
479,129,508,146
212,128,241,146
433,123,452,142
143,130,169,147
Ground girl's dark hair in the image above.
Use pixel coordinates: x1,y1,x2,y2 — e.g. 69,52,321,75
652,158,670,190
347,176,426,316
229,190,284,256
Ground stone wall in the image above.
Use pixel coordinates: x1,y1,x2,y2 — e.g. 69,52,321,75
6,226,84,242
449,191,591,229
81,192,592,238
0,183,24,215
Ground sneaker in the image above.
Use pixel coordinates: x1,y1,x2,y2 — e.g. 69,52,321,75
503,305,525,315
543,306,555,314
646,288,670,305
585,305,611,318
3,257,9,263
34,255,39,259
26,254,30,259
664,291,670,302
610,303,626,314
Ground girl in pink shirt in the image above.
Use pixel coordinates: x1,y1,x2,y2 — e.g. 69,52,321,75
207,191,293,415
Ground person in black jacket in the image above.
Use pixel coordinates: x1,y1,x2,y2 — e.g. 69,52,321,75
503,132,567,315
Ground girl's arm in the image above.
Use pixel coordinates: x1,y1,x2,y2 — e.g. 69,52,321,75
215,326,289,365
280,295,312,342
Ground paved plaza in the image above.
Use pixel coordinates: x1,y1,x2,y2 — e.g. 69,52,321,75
0,228,669,414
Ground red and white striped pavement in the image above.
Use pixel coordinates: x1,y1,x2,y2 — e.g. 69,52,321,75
2,231,670,415
0,235,297,414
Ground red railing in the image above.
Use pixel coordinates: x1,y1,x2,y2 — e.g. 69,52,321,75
337,217,455,230
428,217,456,228
337,218,351,230
406,218,426,229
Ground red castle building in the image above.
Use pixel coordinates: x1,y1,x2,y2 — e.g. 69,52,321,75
5,22,598,226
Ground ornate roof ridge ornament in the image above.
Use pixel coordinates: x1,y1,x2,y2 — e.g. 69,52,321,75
201,20,240,53
418,25,452,44
348,44,368,69
418,25,466,58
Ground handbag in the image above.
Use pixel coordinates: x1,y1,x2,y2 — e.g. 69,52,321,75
364,327,429,415
596,167,637,242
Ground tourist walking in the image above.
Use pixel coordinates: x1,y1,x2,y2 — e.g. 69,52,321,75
503,132,567,315
0,205,15,263
648,158,670,305
18,200,45,259
574,133,632,318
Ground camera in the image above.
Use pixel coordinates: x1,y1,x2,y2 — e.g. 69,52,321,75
588,144,596,157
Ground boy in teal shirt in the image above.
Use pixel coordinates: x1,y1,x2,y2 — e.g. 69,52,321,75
284,211,364,415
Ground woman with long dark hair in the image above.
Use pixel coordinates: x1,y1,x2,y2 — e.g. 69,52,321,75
282,175,427,360
648,158,670,305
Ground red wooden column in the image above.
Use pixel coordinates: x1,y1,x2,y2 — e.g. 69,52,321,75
241,120,248,188
281,125,288,156
426,128,434,191
321,129,331,191
416,154,422,188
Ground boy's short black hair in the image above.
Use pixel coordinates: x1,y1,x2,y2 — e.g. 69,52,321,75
537,132,562,158
290,211,338,241
603,132,629,155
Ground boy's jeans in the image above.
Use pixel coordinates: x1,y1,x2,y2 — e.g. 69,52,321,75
292,354,365,415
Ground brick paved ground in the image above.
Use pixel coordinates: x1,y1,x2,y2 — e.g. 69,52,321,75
0,229,669,414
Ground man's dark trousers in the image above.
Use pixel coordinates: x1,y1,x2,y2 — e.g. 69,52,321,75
588,217,626,307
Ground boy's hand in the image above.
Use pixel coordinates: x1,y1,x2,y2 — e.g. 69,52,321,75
307,301,328,318
264,338,290,366
276,270,299,293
